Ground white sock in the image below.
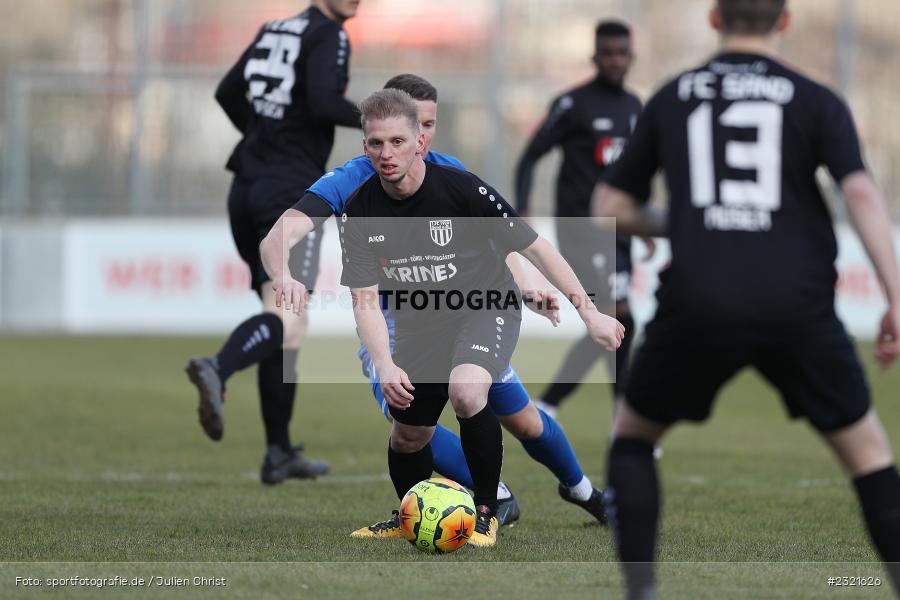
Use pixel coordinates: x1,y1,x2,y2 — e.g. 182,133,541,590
497,481,512,501
567,475,593,501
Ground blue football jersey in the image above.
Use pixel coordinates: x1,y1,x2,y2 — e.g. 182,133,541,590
307,151,466,215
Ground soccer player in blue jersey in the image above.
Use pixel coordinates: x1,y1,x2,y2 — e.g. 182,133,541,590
260,74,609,537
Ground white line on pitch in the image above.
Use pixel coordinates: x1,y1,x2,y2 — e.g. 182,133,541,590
0,471,390,484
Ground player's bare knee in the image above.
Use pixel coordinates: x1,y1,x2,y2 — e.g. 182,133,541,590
500,404,544,439
259,286,307,348
281,311,308,349
612,401,667,444
448,383,488,419
390,423,431,453
390,436,426,453
826,410,895,477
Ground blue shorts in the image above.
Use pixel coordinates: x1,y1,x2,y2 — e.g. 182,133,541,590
369,363,530,419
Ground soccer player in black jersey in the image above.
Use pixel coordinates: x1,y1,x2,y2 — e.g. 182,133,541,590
515,20,643,418
263,74,619,534
341,89,625,546
595,1,900,597
185,0,362,485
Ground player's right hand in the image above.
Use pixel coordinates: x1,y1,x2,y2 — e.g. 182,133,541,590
380,363,415,410
273,276,309,315
523,289,561,326
875,306,900,370
585,311,625,351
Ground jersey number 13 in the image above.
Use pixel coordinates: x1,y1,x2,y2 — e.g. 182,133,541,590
687,101,783,211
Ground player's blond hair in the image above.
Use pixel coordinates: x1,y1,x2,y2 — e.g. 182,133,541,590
358,89,419,134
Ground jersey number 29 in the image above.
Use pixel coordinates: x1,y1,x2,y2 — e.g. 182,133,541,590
687,101,783,210
244,32,303,106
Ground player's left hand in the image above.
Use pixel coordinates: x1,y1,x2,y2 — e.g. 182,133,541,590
523,289,561,326
584,310,625,351
875,306,900,370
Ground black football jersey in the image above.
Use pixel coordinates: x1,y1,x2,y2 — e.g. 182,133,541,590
340,163,538,332
216,7,360,183
515,76,642,218
607,52,867,337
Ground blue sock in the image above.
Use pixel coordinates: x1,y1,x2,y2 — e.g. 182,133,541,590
520,409,584,487
430,424,475,489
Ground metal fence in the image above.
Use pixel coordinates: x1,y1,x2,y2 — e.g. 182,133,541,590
1,0,898,218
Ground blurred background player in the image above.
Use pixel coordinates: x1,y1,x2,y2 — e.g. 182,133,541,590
261,74,613,534
514,20,642,419
596,1,900,597
185,0,362,485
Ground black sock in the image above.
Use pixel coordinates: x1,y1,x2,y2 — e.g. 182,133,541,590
853,465,900,592
281,348,299,422
542,334,605,406
388,443,433,499
606,437,659,597
457,406,503,512
608,312,635,399
258,348,298,451
216,313,283,382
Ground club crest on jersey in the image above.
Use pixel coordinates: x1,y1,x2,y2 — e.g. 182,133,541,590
595,137,626,166
429,219,453,247
592,118,613,131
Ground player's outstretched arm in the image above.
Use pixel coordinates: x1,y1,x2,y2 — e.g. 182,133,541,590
505,254,560,326
513,145,543,218
842,171,900,369
592,183,668,238
351,285,415,408
514,96,573,216
518,237,624,350
304,26,361,128
260,208,316,314
214,38,256,133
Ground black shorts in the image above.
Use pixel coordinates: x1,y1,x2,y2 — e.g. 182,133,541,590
556,218,631,313
389,308,522,426
227,174,324,295
625,317,870,433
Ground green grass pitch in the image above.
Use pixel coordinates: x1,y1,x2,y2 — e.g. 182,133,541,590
0,335,897,599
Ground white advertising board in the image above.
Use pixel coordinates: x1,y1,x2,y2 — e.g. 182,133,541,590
61,219,351,334
57,219,891,339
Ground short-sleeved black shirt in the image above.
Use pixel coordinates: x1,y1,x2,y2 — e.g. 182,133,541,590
515,77,642,218
216,7,361,184
606,52,866,338
339,163,538,332
514,78,642,280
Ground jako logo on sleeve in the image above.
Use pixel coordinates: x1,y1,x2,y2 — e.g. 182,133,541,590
368,235,385,243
